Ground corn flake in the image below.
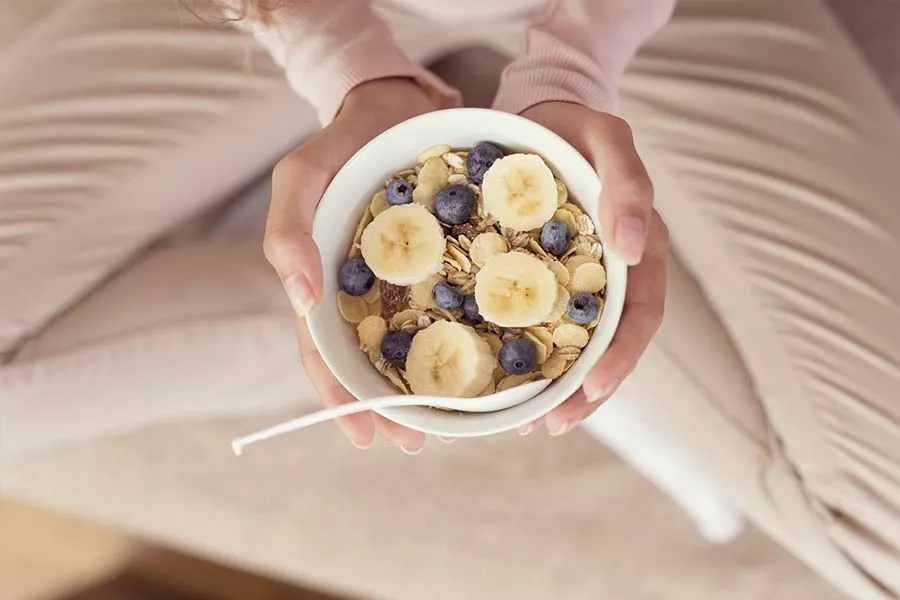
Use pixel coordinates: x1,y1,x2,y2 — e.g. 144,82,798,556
546,285,569,322
525,332,549,364
555,346,582,361
497,373,536,392
413,156,449,211
553,208,578,235
479,332,503,356
561,202,583,217
337,291,368,324
541,351,567,379
369,189,390,218
552,323,590,349
565,255,599,281
555,178,568,206
469,232,509,267
525,326,554,357
548,260,570,286
357,316,388,363
571,262,607,293
417,144,451,163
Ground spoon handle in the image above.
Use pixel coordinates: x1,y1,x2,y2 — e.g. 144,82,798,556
231,395,434,455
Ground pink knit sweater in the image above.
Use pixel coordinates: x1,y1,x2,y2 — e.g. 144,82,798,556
230,0,675,123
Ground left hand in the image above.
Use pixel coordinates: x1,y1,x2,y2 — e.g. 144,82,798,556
265,78,443,453
518,101,670,436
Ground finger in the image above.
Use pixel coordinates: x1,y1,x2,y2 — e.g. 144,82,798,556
264,148,332,317
591,117,654,266
518,417,543,437
372,413,426,455
544,379,621,434
582,212,669,401
544,389,591,436
295,318,375,449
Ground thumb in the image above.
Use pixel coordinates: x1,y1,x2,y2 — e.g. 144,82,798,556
263,149,330,316
591,117,653,266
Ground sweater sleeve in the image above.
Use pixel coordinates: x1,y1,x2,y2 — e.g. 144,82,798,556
492,0,676,115
221,0,461,124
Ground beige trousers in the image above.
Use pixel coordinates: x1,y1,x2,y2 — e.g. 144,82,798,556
2,1,899,598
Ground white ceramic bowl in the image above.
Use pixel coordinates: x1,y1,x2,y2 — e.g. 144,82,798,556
308,108,626,438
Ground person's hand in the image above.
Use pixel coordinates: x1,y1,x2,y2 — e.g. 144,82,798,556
264,78,440,453
518,102,669,436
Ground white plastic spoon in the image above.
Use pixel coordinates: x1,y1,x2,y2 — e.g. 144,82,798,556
231,378,551,455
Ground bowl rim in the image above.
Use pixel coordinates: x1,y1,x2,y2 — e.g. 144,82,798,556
308,107,627,437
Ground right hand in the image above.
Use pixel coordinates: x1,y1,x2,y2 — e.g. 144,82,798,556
264,78,441,453
516,103,668,436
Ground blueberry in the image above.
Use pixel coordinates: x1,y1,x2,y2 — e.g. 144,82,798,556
381,330,414,368
386,178,413,206
567,292,599,325
433,184,476,225
540,219,572,257
432,281,464,310
498,338,538,375
462,294,483,324
466,142,505,184
339,257,375,296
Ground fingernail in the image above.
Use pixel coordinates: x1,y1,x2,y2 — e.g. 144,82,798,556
518,423,535,436
350,438,371,450
398,442,423,455
283,273,314,316
615,216,647,265
547,419,574,437
438,436,456,444
588,378,621,403
336,419,370,449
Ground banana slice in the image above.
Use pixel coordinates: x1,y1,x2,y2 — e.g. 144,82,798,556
482,154,558,231
405,321,497,397
474,252,557,327
361,204,446,286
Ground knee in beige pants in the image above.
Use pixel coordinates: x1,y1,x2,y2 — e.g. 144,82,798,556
0,0,315,356
618,1,900,597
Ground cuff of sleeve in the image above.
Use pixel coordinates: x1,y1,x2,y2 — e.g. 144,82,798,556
492,45,617,116
284,43,461,124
